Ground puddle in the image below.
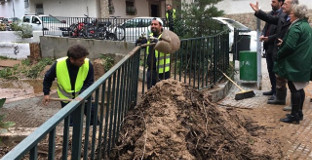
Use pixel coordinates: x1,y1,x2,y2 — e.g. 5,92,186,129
0,79,57,103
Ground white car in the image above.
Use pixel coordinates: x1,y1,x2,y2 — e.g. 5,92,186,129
212,17,259,52
117,17,168,42
21,14,68,36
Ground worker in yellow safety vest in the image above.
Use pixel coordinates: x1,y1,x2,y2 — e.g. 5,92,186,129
146,17,171,89
166,4,176,32
43,44,97,125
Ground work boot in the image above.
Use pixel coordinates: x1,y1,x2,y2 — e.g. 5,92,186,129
268,95,275,100
281,90,302,124
263,90,274,95
267,87,286,105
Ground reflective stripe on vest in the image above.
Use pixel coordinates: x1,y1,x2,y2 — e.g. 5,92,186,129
146,33,170,73
166,9,176,20
56,57,89,99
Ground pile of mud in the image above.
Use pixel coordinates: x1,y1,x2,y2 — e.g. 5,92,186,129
107,79,282,159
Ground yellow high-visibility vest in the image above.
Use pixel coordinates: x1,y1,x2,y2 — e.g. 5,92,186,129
146,33,170,73
166,8,176,20
56,57,89,100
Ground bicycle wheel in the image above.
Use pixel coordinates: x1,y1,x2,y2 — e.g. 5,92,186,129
96,27,106,40
69,24,78,38
106,33,117,41
114,26,125,41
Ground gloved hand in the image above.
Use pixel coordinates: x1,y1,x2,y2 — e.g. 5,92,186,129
135,36,147,46
149,36,158,43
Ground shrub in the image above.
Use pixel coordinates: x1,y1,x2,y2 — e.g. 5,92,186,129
26,58,54,78
14,24,33,38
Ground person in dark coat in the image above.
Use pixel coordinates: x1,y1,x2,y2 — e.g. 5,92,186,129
260,0,284,100
274,4,312,124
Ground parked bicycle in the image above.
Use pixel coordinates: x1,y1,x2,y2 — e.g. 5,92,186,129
69,15,117,40
108,16,125,41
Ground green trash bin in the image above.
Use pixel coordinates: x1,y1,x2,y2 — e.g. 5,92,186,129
239,50,257,81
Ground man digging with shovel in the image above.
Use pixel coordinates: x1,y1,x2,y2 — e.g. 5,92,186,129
42,44,98,126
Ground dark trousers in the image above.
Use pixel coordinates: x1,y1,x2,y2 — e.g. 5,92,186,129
169,25,174,32
61,101,98,126
266,52,276,94
147,70,170,89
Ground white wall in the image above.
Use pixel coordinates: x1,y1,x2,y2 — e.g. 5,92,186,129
215,0,312,14
0,0,25,19
1,0,168,19
111,0,165,18
27,0,98,17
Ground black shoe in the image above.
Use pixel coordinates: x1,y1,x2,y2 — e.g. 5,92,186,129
286,113,303,120
280,115,300,124
263,90,274,95
267,95,286,105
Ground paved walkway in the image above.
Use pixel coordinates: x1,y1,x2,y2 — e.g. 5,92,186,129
219,58,312,159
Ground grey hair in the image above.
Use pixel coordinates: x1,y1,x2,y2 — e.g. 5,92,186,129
292,4,308,19
291,0,299,5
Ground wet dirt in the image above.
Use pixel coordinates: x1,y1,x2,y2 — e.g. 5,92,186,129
106,79,282,159
0,79,57,103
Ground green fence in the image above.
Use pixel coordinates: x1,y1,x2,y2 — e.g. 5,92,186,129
2,32,229,159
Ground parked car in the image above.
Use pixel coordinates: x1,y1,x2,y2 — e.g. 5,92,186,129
7,17,21,24
212,17,259,52
118,17,168,42
21,14,68,36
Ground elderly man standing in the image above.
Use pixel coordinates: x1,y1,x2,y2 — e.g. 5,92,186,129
250,0,298,110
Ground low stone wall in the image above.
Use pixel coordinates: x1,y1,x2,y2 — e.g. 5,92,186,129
40,36,135,60
0,42,30,59
225,10,312,30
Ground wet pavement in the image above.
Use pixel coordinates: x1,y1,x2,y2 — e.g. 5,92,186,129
218,58,312,159
0,79,57,103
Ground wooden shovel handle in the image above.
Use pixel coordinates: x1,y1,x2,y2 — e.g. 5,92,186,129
49,97,73,102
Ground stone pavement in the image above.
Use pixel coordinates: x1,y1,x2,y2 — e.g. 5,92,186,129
218,57,312,159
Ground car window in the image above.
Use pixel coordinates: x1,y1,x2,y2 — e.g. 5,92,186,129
32,17,41,24
41,16,62,23
222,19,250,31
124,19,142,28
141,19,151,27
23,15,31,23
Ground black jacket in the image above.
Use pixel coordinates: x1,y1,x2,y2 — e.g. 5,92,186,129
43,58,94,96
255,10,290,60
261,9,282,54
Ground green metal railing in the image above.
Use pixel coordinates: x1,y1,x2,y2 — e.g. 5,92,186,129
2,32,229,159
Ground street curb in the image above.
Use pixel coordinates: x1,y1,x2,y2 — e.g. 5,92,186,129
202,79,233,103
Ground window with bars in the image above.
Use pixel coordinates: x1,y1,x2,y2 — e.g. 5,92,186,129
109,0,114,14
126,0,136,15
